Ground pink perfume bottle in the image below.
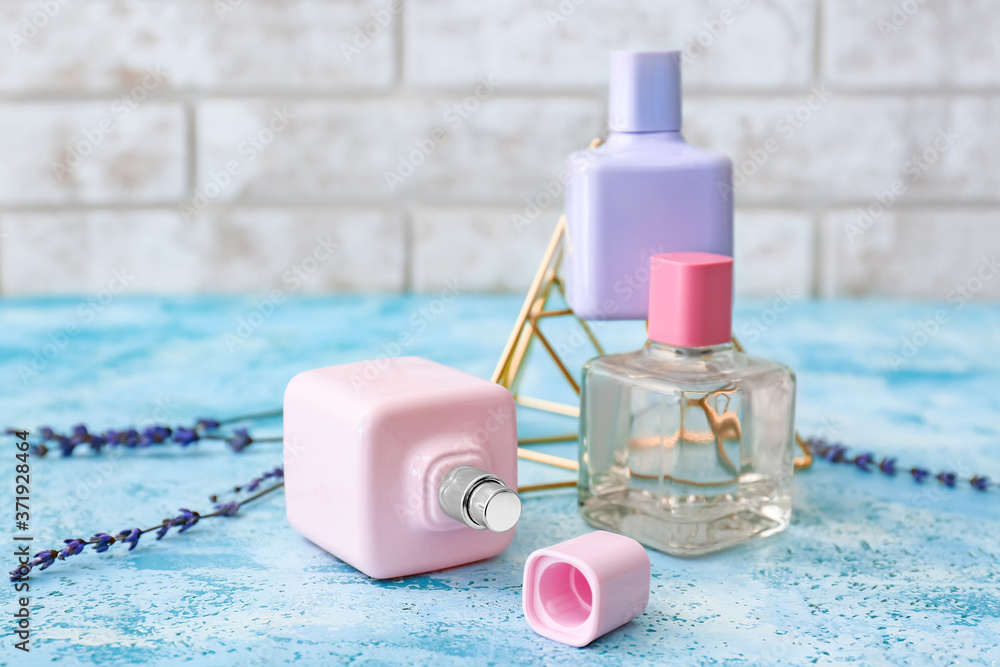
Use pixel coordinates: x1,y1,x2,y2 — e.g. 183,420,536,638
564,50,733,321
579,253,796,556
284,356,520,579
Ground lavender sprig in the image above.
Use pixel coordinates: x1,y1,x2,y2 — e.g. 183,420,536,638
806,437,994,493
6,409,284,458
9,467,285,583
210,466,284,501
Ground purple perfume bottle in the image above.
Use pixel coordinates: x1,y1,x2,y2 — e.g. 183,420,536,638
564,50,733,320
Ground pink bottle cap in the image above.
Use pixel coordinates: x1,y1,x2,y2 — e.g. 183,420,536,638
522,531,650,647
647,252,733,348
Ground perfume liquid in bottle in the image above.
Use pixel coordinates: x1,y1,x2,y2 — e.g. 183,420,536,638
579,253,796,556
564,50,733,321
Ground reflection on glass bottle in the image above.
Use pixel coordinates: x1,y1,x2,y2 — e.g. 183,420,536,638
579,253,796,556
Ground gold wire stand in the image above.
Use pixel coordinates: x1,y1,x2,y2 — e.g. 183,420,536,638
491,215,602,424
501,216,813,494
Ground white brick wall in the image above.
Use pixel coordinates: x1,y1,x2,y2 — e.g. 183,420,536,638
0,0,997,299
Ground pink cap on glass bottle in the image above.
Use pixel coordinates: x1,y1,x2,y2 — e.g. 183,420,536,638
647,252,733,348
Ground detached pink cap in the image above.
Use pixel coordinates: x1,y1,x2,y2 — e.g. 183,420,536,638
523,531,650,647
648,252,733,348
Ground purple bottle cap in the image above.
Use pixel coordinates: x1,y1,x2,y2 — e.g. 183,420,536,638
608,50,682,132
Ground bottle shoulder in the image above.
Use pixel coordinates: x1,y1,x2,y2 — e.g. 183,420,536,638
568,137,731,173
584,346,794,392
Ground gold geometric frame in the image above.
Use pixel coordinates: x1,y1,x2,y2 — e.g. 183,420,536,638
492,215,599,422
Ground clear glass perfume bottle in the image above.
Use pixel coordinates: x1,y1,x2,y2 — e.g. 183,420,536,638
579,253,796,556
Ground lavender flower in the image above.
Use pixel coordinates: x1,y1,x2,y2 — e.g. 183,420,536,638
59,539,87,560
806,438,992,494
172,427,200,447
822,445,847,463
196,418,221,431
142,426,173,444
9,563,32,582
214,501,239,516
117,528,141,551
56,435,75,457
88,435,107,453
35,549,58,570
879,458,898,476
176,509,200,533
90,533,116,553
9,464,284,583
853,453,874,471
7,413,279,458
937,471,957,488
211,467,285,502
228,428,253,452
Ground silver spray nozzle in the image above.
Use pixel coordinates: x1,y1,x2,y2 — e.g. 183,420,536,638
438,465,521,533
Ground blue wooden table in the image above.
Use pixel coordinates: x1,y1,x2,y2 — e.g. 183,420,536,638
2,295,998,665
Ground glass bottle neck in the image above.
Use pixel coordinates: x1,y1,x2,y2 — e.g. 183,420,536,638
645,340,733,357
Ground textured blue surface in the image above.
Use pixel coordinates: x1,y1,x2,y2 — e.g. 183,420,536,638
1,295,999,666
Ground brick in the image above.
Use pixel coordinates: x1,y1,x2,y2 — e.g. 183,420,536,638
735,209,815,297
823,0,1000,88
820,208,1000,299
195,96,603,204
195,207,406,292
0,208,404,294
0,102,186,205
412,206,557,292
405,0,815,89
0,0,393,93
684,95,1000,204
